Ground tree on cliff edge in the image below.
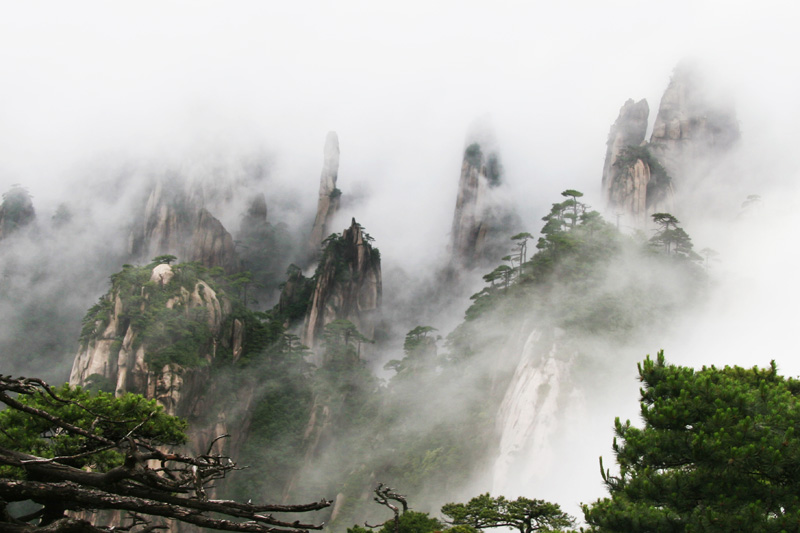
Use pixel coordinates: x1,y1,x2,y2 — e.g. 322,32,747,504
0,375,331,532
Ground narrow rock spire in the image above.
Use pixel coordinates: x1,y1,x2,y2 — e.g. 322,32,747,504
307,132,341,260
449,126,517,269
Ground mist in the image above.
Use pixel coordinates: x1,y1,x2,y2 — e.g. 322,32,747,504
1,0,799,528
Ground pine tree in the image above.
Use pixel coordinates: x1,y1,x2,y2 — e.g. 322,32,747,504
584,352,800,531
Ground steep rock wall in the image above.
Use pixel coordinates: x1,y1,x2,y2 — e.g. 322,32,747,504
601,98,650,196
70,263,243,418
649,62,740,184
302,218,382,354
450,142,516,269
601,99,662,227
307,132,342,262
492,326,582,493
129,178,240,273
602,63,737,225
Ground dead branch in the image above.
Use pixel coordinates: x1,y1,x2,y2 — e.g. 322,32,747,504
365,483,409,533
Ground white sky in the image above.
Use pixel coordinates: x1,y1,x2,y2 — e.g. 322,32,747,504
2,1,796,229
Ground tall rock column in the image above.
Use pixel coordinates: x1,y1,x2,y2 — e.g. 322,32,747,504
128,178,240,273
449,140,516,269
601,99,673,226
302,218,381,353
601,63,739,226
601,99,649,211
307,132,341,260
648,62,740,186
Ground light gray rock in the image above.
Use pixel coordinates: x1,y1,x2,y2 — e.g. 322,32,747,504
302,218,381,353
129,179,240,273
307,132,341,260
449,139,517,269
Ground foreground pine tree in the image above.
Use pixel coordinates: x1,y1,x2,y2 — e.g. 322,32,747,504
584,351,800,531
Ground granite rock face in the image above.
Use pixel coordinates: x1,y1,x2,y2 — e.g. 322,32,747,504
69,262,255,532
601,99,651,219
69,263,242,416
649,62,740,185
601,63,738,226
302,218,382,353
129,178,240,273
307,132,342,261
450,141,517,269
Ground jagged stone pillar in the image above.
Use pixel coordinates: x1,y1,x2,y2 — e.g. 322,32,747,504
307,132,341,261
449,138,516,269
302,218,382,354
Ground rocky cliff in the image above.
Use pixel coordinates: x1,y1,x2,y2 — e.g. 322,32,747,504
129,178,240,273
601,100,665,226
302,218,382,353
602,63,738,225
449,141,517,269
307,132,342,261
70,261,244,416
602,99,650,188
649,62,740,184
0,185,36,240
69,260,260,531
492,326,582,494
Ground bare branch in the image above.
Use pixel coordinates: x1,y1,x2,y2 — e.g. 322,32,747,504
0,479,322,533
206,433,231,455
366,483,408,533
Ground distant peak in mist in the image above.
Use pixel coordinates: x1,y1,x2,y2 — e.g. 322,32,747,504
307,131,343,263
0,184,36,240
602,62,741,228
465,116,499,154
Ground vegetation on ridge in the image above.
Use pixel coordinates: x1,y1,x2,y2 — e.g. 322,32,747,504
79,258,282,369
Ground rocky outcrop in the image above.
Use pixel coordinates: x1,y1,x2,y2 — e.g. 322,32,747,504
129,178,240,273
307,132,341,261
602,63,738,225
69,261,262,531
603,142,675,226
602,99,649,185
649,62,740,183
191,209,239,270
0,185,36,240
70,263,243,417
607,158,652,224
302,218,381,352
601,99,651,222
449,140,517,269
492,327,581,493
